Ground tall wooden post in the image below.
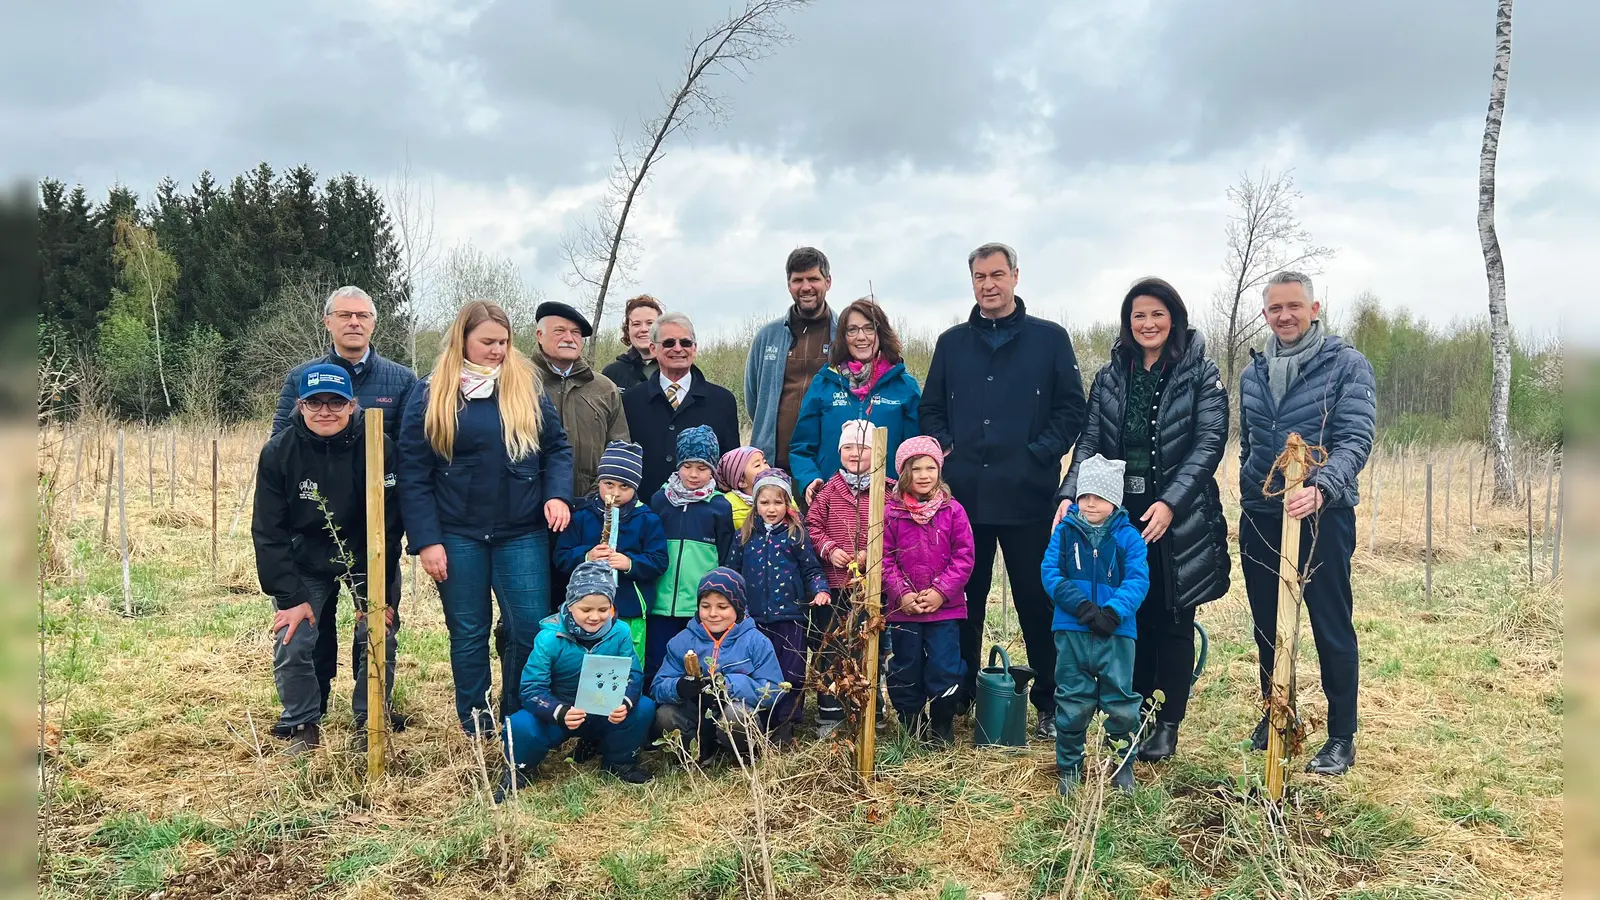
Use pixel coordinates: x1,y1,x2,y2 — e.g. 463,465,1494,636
100,449,115,545
210,439,219,578
365,410,389,782
167,428,176,507
855,426,889,780
1424,463,1434,603
118,430,133,617
1265,434,1308,802
1551,468,1563,581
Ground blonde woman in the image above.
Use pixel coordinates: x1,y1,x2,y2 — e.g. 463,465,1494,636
398,301,575,733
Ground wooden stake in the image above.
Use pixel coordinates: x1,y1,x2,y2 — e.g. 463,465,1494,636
855,426,889,781
1424,463,1433,603
118,430,133,617
167,428,176,507
69,433,85,525
365,409,388,782
1551,467,1564,581
100,448,115,546
1468,459,1476,531
1444,449,1454,541
1265,434,1308,803
1526,477,1535,584
146,430,155,506
211,438,219,578
1367,465,1380,555
1542,450,1555,556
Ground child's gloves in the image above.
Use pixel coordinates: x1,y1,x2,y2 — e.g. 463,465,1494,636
1074,600,1098,627
677,675,706,702
1088,607,1121,637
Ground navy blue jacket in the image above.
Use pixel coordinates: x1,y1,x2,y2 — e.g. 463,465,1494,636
553,496,670,619
272,349,418,440
621,367,742,502
397,376,574,550
918,298,1087,525
729,522,830,624
1238,334,1377,514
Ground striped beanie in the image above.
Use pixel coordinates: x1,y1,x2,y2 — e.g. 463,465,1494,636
715,446,763,493
697,567,748,621
675,424,721,469
596,441,644,490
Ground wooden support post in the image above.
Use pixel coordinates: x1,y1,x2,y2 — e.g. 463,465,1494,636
1526,477,1535,584
1424,463,1433,603
1444,450,1454,541
100,448,115,545
118,430,133,617
1551,467,1564,581
855,426,889,781
69,433,85,525
146,430,155,506
1265,434,1308,803
1542,451,1555,556
211,438,219,578
167,428,176,507
1468,459,1476,531
1367,466,1380,555
365,410,389,782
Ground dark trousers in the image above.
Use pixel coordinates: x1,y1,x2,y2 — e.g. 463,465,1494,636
962,521,1056,713
887,620,965,715
1131,549,1196,724
655,698,758,757
758,620,807,729
643,615,692,687
1241,506,1359,738
274,575,397,729
807,600,845,721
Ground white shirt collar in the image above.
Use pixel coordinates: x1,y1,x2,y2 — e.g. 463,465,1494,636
659,369,693,394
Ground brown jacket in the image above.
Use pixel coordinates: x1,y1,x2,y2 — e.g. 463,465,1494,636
533,350,629,498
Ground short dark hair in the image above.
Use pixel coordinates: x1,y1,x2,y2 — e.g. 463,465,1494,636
829,298,903,367
1117,277,1190,365
619,294,663,346
785,246,830,280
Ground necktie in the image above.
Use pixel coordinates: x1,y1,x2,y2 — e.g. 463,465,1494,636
665,383,681,409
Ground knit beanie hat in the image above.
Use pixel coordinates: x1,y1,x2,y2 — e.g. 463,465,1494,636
560,559,617,641
675,424,721,469
1075,453,1126,508
894,435,945,478
750,467,793,501
838,419,874,452
596,441,644,490
697,567,748,622
715,446,762,493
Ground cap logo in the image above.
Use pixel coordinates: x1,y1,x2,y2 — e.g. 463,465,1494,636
307,372,346,387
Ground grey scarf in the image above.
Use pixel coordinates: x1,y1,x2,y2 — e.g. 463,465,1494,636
1264,320,1326,405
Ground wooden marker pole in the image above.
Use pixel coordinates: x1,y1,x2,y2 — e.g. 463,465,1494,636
118,430,133,617
167,428,176,507
1265,433,1308,803
855,426,889,780
210,438,219,578
365,409,389,782
1424,463,1434,603
100,449,115,545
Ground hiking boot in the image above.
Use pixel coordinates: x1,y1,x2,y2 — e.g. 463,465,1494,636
1250,713,1270,752
1057,768,1084,798
571,738,601,764
1138,722,1179,762
603,762,654,785
1032,716,1057,742
389,711,412,733
286,723,320,755
1305,738,1356,776
1111,753,1137,794
493,766,532,804
928,696,957,748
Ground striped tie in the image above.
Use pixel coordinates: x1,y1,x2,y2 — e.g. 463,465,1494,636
665,383,681,409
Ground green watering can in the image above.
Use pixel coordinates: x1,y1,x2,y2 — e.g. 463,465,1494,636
974,646,1035,748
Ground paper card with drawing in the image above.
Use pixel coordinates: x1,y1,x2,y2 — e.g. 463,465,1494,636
575,654,632,714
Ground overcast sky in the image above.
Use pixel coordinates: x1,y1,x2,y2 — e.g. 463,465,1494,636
7,0,1592,341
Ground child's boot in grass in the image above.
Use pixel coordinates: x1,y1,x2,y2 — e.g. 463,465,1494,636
603,762,654,784
493,765,532,804
928,695,957,748
1057,768,1083,798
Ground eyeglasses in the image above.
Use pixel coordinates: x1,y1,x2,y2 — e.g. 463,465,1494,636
330,311,375,323
302,397,353,412
658,337,695,349
845,324,877,337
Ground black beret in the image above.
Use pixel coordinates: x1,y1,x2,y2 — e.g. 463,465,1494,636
533,301,593,337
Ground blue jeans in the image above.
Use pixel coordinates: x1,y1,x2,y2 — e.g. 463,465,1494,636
437,531,551,731
1053,629,1139,774
504,697,656,770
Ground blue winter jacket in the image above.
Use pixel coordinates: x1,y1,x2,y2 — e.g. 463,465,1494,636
648,490,737,618
786,362,921,493
1238,334,1377,515
553,496,670,620
1041,506,1149,640
272,349,418,441
650,616,787,710
744,311,838,459
520,613,643,724
729,522,831,624
397,375,574,550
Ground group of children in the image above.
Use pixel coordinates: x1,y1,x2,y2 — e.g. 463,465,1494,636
503,417,1158,801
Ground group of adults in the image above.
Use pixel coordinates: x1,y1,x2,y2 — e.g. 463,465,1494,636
253,241,1374,777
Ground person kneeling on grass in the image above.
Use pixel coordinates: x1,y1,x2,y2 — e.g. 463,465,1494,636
651,568,787,764
1041,454,1150,797
499,560,655,800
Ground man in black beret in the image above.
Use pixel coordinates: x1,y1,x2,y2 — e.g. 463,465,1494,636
533,301,630,499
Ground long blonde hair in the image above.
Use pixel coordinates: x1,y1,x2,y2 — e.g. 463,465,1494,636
425,300,544,461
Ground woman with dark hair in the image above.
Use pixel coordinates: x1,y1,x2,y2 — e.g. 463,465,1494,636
787,298,921,506
601,295,663,391
1053,277,1230,762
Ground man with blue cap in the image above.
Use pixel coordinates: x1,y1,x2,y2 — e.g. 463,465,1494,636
252,363,404,753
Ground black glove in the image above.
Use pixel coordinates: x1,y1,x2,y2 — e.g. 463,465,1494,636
1074,599,1098,626
1089,607,1121,637
677,676,705,703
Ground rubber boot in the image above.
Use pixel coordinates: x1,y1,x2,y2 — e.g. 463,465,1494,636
928,695,957,748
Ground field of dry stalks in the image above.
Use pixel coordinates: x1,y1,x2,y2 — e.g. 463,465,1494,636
37,424,1563,899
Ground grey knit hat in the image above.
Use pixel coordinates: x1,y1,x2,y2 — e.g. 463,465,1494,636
565,559,617,607
1075,454,1126,508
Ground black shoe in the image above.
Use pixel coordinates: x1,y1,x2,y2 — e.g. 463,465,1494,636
571,738,601,763
1250,713,1270,752
1305,738,1356,776
389,711,412,733
955,696,973,719
1138,722,1179,762
493,766,532,804
603,762,654,785
901,709,927,741
286,723,320,755
771,722,797,749
928,696,957,748
1111,754,1136,794
270,721,293,740
1033,716,1057,742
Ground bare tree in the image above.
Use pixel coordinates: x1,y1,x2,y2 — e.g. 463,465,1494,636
1210,170,1334,390
239,272,340,417
562,0,812,361
385,154,439,367
439,242,543,323
1479,0,1517,504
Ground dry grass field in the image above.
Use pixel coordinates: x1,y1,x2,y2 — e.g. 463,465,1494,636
36,424,1563,899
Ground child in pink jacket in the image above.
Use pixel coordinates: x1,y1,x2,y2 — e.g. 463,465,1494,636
881,436,975,746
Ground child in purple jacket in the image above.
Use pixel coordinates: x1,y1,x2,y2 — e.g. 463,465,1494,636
881,436,975,745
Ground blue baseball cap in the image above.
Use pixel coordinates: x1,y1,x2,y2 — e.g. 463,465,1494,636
298,363,355,401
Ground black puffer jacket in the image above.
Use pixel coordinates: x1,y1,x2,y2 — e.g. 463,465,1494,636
272,349,418,440
1058,330,1230,610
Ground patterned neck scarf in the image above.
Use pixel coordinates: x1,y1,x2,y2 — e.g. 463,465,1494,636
900,488,948,526
664,472,719,508
842,470,872,491
843,356,891,399
460,360,500,400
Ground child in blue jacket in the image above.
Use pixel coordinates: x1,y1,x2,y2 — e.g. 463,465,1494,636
651,568,787,764
728,468,830,744
645,426,736,684
500,560,656,800
554,441,669,663
1041,454,1150,797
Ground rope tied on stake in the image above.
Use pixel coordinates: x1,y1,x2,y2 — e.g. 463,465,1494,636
1261,432,1328,501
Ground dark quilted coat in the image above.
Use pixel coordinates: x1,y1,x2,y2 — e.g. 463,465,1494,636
272,349,418,440
1237,333,1376,515
1058,330,1230,610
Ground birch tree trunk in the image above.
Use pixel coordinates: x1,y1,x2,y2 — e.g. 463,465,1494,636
1479,0,1516,504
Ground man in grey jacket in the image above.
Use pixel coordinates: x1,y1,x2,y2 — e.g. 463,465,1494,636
744,247,838,472
1237,271,1376,777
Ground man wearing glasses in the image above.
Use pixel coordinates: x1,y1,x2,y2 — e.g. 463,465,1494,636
253,364,403,753
621,311,741,499
745,247,838,473
271,286,419,440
